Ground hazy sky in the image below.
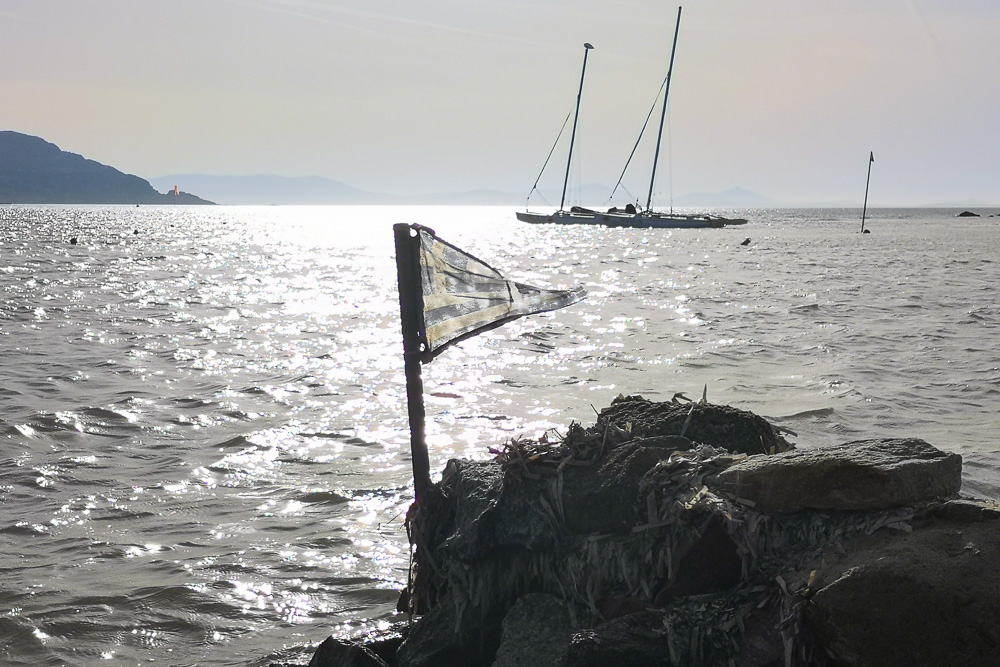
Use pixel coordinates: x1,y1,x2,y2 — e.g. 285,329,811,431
2,0,998,205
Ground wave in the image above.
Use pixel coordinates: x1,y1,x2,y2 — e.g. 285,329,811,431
769,407,836,420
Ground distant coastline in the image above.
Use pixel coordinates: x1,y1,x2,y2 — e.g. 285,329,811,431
150,173,999,210
0,131,213,205
148,175,782,208
3,130,995,210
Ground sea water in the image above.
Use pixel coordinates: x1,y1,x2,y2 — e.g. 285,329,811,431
1,204,998,665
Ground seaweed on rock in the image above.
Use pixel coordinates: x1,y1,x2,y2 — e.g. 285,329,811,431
394,395,960,667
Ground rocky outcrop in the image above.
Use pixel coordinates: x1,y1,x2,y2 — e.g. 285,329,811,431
491,594,575,667
307,637,388,667
306,394,993,667
708,438,962,511
801,502,1000,666
957,210,981,217
598,395,791,455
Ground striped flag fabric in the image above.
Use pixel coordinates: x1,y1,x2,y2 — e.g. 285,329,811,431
398,224,586,362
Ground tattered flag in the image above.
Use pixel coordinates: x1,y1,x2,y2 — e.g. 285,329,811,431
395,223,586,363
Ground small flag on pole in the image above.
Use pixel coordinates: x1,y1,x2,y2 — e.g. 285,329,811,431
409,224,585,362
393,223,586,498
870,152,875,163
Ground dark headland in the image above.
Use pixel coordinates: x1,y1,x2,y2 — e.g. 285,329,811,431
0,131,213,205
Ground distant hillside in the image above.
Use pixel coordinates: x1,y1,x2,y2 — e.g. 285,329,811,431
0,131,213,204
673,186,778,208
149,174,394,205
152,174,777,208
150,173,530,206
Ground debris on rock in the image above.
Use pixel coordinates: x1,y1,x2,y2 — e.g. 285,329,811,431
310,393,994,667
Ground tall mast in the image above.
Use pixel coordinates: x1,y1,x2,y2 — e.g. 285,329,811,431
560,42,594,211
861,151,874,233
646,7,682,212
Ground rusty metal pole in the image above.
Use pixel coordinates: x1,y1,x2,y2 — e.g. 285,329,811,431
393,223,432,500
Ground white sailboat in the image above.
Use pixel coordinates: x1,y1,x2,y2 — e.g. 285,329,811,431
516,7,747,229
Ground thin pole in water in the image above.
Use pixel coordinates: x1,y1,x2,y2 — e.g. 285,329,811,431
647,6,683,213
393,223,432,501
560,42,594,212
861,151,874,233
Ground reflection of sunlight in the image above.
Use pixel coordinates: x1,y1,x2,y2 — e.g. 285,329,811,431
15,424,37,437
280,500,305,515
124,544,162,559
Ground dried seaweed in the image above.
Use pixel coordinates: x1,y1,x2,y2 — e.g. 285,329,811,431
405,396,919,665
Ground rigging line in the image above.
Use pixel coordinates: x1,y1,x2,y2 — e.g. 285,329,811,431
526,111,573,204
619,183,637,203
608,75,668,201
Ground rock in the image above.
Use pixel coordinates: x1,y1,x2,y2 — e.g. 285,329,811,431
307,636,388,667
395,395,993,667
734,601,784,667
560,435,696,534
709,438,961,511
918,498,1000,523
563,611,674,667
802,512,1000,666
395,589,504,667
957,210,980,217
435,458,558,561
492,594,576,667
598,395,791,455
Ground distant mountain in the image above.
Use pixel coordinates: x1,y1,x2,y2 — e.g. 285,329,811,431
922,199,997,210
673,187,777,208
149,174,388,205
151,174,532,206
151,175,778,208
0,131,212,204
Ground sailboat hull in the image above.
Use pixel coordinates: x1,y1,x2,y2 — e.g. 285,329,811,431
516,209,747,228
517,12,749,232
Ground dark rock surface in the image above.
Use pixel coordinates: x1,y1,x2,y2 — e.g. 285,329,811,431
957,210,981,217
492,593,575,667
0,130,213,204
305,396,995,667
563,610,674,667
560,434,697,534
307,637,388,667
801,505,1000,666
395,586,506,667
598,395,791,455
709,438,962,511
434,458,557,560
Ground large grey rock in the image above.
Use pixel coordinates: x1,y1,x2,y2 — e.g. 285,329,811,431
802,510,1000,666
492,594,576,667
709,438,961,511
